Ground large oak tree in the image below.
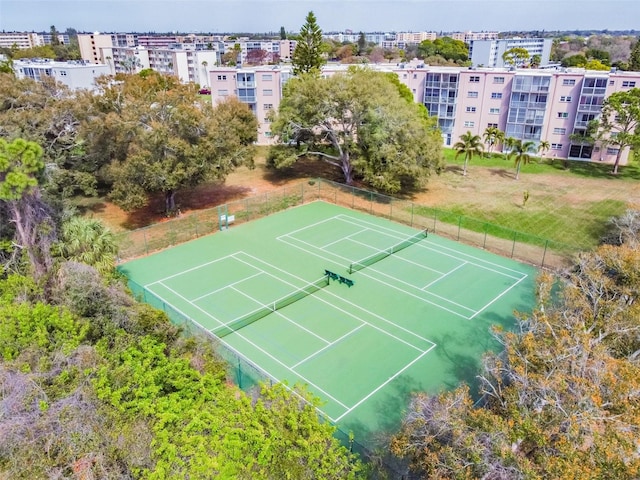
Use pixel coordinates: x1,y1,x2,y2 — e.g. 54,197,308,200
268,67,444,193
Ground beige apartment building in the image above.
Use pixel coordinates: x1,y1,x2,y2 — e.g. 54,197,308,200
209,63,640,166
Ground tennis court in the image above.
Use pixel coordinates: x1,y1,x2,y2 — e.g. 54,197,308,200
119,201,537,443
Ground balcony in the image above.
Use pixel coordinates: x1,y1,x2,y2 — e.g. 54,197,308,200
238,95,256,103
237,81,256,88
577,104,602,113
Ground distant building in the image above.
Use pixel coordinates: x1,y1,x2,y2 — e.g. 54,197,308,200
14,59,110,90
469,38,553,67
209,62,640,167
396,32,438,44
78,33,114,64
449,31,499,43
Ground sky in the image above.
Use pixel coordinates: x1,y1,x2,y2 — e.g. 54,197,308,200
1,0,638,34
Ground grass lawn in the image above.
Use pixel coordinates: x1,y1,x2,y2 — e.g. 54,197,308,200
80,146,639,254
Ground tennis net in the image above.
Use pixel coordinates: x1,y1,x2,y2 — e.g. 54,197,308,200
349,230,427,274
212,275,330,338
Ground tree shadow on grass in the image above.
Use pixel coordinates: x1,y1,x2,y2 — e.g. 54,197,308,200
488,168,515,179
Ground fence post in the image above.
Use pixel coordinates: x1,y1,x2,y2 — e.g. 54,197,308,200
410,203,414,227
370,192,373,214
194,213,199,237
143,230,148,254
389,200,393,220
511,231,517,258
542,239,548,267
457,216,462,241
352,186,355,208
483,226,488,249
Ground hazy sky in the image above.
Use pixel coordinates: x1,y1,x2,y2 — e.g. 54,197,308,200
1,0,638,34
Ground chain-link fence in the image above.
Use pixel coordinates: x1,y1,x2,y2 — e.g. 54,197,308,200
116,178,579,270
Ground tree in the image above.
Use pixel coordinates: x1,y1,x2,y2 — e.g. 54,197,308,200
49,25,60,46
483,126,504,156
58,217,118,275
268,67,443,192
357,32,366,56
291,11,325,76
538,139,550,158
0,138,56,280
629,37,640,71
530,54,542,67
502,47,530,67
280,26,287,40
507,138,537,179
89,72,257,212
453,131,483,176
592,88,640,174
246,48,268,65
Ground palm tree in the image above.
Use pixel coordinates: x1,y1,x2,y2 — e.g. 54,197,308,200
538,140,550,158
483,126,504,157
453,131,484,176
507,139,537,180
60,217,118,275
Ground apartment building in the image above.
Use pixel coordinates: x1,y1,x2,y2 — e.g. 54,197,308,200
449,31,500,43
78,33,114,64
209,63,640,166
470,38,553,67
396,32,438,44
13,59,110,90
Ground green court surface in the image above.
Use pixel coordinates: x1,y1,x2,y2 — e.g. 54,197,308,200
119,201,537,446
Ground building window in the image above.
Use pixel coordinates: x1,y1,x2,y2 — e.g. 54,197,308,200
403,74,407,79
217,89,228,96
261,74,273,81
557,112,569,118
463,121,475,127
560,95,572,102
263,89,273,96
466,106,476,113
609,80,615,86
413,73,417,79
217,74,227,81
553,127,566,135
493,76,505,84
469,76,480,83
468,91,478,98
562,79,576,86
263,103,273,110
59,70,67,76
489,108,500,114
490,92,502,99
551,143,563,150
487,123,498,128
622,81,636,88
265,131,273,137
607,147,620,155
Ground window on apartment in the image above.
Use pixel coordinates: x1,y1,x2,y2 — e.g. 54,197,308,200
557,112,569,118
413,73,417,79
553,127,566,135
217,75,227,81
265,131,273,137
468,91,479,98
217,89,228,96
463,121,475,127
560,95,572,102
489,108,500,114
491,92,502,99
469,76,480,83
263,89,273,96
403,74,407,79
263,103,273,110
609,80,615,86
562,79,576,86
261,74,273,81
487,123,498,128
466,106,477,113
551,143,563,150
622,81,636,88
607,147,620,155
493,76,505,84
59,71,67,76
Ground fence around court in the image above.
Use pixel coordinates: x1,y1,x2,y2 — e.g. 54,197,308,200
116,178,579,270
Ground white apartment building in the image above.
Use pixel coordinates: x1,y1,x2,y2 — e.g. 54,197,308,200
396,32,438,44
209,63,640,166
449,31,499,43
14,59,110,90
102,45,219,84
470,38,553,67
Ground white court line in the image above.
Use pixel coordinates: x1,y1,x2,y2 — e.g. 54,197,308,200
322,229,368,249
336,214,527,279
422,262,467,290
290,324,365,369
233,251,435,348
391,254,445,275
191,271,264,302
144,283,340,423
157,278,350,411
275,215,343,239
145,253,239,287
278,235,472,319
334,343,437,423
229,285,331,345
469,274,528,320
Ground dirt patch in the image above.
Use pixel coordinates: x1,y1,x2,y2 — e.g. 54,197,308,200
87,154,640,234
